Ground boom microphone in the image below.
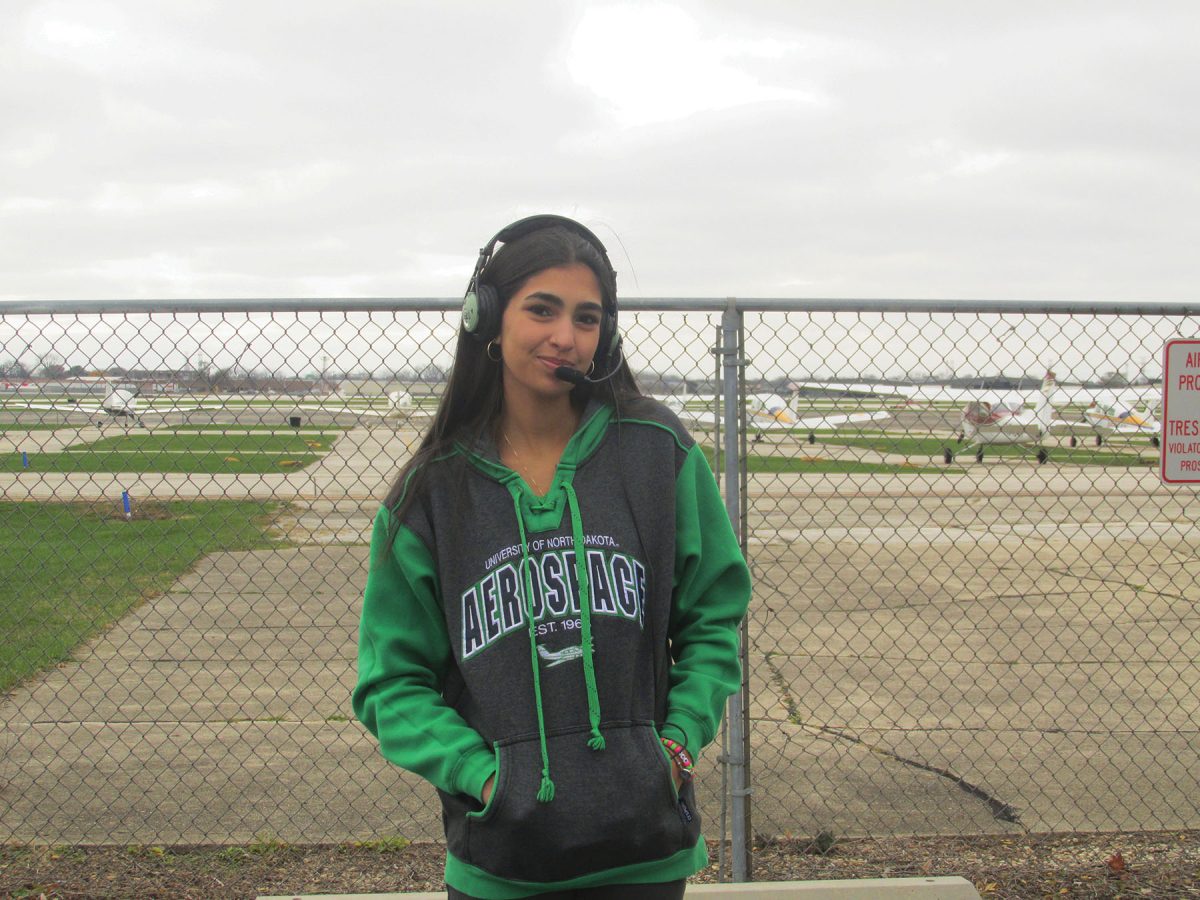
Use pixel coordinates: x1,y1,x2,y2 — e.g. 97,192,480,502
554,366,589,385
554,344,624,386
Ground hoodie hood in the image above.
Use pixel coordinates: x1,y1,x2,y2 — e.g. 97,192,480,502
458,399,612,529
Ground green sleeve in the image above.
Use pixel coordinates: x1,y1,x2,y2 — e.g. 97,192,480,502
352,507,496,801
661,444,752,757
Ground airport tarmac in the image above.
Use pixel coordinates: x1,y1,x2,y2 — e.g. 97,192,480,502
0,419,424,503
1,416,1197,845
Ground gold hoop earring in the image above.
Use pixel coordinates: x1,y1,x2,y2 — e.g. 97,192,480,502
586,360,596,376
487,340,501,362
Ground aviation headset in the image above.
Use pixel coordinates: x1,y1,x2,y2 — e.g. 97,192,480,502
461,214,622,375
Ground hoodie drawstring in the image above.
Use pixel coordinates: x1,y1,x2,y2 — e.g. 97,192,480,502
507,482,556,803
563,481,606,751
504,474,607,805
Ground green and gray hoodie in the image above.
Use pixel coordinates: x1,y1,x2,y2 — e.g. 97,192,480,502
353,398,751,899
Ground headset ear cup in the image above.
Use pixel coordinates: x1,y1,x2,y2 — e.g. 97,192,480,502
461,291,481,334
462,284,501,341
476,284,500,340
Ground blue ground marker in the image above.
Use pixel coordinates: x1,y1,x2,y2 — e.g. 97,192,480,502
122,490,132,520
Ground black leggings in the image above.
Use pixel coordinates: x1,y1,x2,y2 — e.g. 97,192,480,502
448,879,686,899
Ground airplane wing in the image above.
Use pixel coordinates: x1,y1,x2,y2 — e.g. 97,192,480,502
771,411,892,431
8,401,100,412
1047,418,1104,438
359,407,438,419
1109,421,1161,434
294,403,381,417
789,381,912,399
1085,408,1160,433
7,400,109,415
667,398,890,432
292,403,437,420
139,404,208,415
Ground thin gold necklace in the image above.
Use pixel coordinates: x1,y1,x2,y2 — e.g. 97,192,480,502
502,429,545,496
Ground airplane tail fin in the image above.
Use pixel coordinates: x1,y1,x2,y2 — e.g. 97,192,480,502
1033,390,1057,433
1029,370,1059,435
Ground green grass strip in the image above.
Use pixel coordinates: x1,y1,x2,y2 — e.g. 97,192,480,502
0,499,284,693
67,433,336,453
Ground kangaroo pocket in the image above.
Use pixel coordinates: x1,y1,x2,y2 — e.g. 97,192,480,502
458,721,699,883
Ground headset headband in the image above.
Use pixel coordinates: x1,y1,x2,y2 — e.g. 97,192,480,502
466,214,616,305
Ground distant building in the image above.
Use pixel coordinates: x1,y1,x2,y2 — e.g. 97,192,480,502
2,376,112,397
335,378,444,399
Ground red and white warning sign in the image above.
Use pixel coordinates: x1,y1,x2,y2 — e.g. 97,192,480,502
1161,339,1200,482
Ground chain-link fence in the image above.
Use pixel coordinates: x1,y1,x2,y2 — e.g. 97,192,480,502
1,299,1197,876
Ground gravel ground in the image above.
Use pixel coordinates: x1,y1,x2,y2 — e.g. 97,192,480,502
2,831,1198,899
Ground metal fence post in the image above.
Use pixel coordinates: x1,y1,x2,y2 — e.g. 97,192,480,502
736,308,752,879
721,298,750,881
713,323,723,487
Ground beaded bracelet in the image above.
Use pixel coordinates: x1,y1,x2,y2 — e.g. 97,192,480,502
659,736,695,780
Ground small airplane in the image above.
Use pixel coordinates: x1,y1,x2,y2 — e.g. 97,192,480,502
665,392,891,442
10,385,204,428
293,390,436,423
98,387,138,420
957,372,1059,462
1082,397,1160,447
1047,383,1162,447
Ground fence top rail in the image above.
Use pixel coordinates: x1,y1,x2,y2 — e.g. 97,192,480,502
2,297,1197,316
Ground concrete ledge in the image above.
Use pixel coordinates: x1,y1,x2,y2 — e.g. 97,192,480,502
260,876,981,899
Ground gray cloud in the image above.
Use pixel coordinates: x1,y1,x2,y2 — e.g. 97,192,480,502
2,0,1199,302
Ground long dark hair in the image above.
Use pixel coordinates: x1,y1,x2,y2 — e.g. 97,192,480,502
385,224,644,517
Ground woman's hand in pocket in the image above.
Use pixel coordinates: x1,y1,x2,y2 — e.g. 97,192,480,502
481,774,495,805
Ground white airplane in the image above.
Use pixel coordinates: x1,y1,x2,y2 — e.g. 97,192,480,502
10,385,204,428
665,392,891,441
293,390,436,422
1083,400,1160,445
1047,383,1162,447
100,387,137,419
1071,394,1161,447
957,372,1059,462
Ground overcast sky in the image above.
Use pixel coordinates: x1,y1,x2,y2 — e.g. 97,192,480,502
3,0,1199,305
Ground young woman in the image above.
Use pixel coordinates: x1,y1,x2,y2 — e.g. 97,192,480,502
353,215,751,899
